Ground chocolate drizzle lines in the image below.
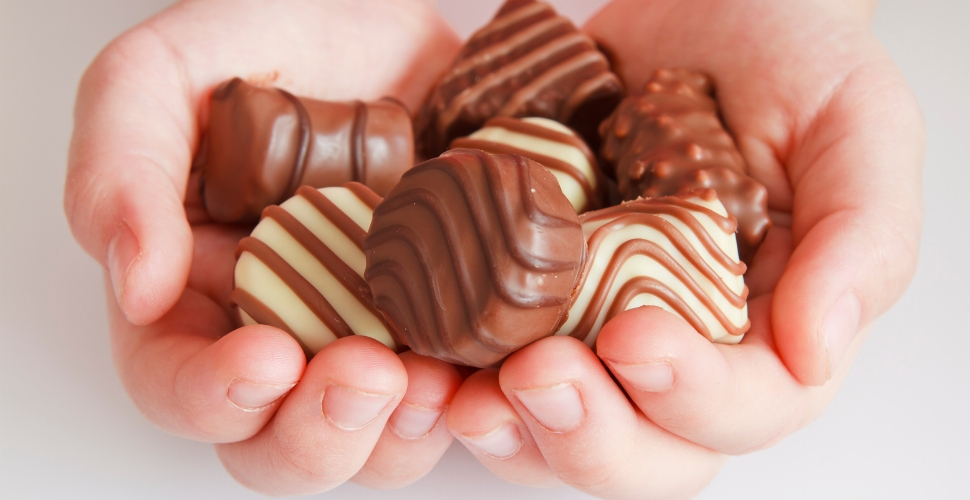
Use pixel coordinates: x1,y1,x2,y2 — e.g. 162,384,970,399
297,185,366,249
350,100,368,184
230,288,314,357
236,237,354,339
277,89,312,202
262,205,380,318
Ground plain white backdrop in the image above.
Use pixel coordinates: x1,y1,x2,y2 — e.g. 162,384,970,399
1,0,968,498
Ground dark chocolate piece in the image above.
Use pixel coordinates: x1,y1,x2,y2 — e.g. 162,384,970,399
198,78,414,223
363,149,585,367
599,68,771,260
415,0,624,158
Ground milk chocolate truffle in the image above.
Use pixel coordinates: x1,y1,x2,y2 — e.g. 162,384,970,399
231,183,398,356
364,149,585,367
451,116,603,213
599,68,770,261
416,0,624,158
558,189,750,346
198,78,414,223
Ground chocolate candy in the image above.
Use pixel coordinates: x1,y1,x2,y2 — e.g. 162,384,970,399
451,116,603,213
599,68,770,261
231,183,397,355
198,78,414,223
363,149,585,367
557,189,750,346
416,0,624,158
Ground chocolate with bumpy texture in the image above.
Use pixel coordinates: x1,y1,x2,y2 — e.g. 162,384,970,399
198,78,414,223
364,149,585,367
231,183,397,356
557,189,749,347
599,68,770,261
415,0,624,159
450,116,603,213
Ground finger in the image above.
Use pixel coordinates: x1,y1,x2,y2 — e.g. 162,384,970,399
745,225,793,298
66,28,197,325
447,369,561,488
773,61,923,384
108,282,305,443
215,336,407,496
500,336,725,500
352,352,462,489
597,301,866,455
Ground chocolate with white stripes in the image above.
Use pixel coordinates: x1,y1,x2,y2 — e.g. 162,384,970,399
450,116,603,213
557,189,750,347
231,183,397,355
197,78,414,224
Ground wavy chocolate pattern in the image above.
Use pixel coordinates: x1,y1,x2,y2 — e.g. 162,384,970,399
557,189,749,346
364,149,585,367
599,68,770,262
450,116,602,213
231,183,396,356
416,0,623,158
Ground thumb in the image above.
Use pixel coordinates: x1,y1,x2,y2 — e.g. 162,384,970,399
65,30,196,325
773,57,924,385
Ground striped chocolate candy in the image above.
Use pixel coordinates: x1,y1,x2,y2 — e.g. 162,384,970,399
450,116,602,213
416,0,623,158
231,183,397,355
557,189,749,347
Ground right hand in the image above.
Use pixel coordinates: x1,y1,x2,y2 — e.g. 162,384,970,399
64,0,464,493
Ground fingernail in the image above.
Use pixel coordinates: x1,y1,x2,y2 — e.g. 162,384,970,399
388,402,443,439
323,385,394,431
608,361,674,392
107,223,139,309
513,383,585,433
228,380,296,411
461,423,523,459
822,291,861,378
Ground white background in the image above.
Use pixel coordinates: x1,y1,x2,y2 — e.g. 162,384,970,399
2,0,968,498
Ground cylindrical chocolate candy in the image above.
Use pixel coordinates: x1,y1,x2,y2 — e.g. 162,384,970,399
198,77,414,223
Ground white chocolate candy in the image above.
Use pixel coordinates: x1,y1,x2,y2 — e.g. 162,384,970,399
557,189,749,346
450,116,601,212
231,183,397,355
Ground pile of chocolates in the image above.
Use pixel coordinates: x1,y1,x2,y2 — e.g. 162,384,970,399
198,0,768,367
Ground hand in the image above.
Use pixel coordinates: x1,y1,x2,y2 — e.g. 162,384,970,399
65,0,465,494
445,0,923,497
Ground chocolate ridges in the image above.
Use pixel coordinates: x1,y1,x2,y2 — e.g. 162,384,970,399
451,116,603,213
416,0,623,158
198,78,414,223
231,183,397,355
557,189,749,346
599,68,770,261
364,149,585,367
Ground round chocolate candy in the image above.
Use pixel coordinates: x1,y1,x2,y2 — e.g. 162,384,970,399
363,148,586,367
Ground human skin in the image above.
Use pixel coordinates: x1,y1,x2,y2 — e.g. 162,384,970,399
444,0,923,498
65,0,468,494
64,0,923,497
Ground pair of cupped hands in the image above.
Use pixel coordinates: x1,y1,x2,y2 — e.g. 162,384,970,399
64,0,922,498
